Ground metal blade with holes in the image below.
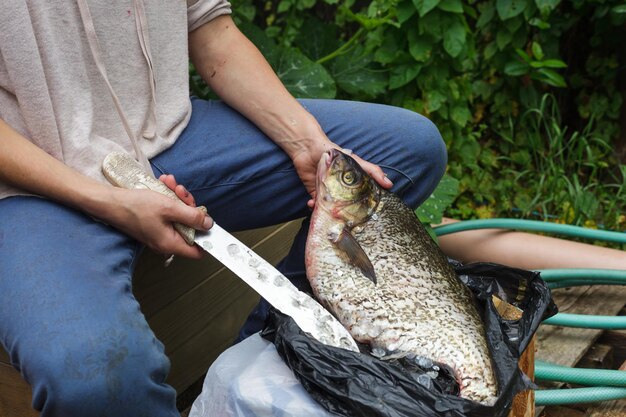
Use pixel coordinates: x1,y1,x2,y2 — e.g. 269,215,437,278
195,225,358,351
102,151,358,351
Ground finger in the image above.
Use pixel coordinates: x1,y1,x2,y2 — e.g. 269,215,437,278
159,230,206,259
351,155,393,189
163,201,213,231
175,184,196,207
159,174,177,191
307,198,315,209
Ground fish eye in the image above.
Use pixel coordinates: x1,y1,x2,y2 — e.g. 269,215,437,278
341,171,357,185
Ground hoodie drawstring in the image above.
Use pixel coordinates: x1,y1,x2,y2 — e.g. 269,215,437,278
76,0,157,175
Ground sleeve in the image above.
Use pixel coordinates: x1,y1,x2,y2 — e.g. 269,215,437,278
187,0,232,32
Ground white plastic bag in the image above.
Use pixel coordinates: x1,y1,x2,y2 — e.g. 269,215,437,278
189,333,333,417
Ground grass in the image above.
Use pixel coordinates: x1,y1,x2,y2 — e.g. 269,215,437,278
494,94,626,233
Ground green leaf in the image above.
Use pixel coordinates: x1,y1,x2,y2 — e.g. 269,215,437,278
534,68,566,87
496,29,513,50
443,18,466,57
330,46,387,98
389,64,422,89
234,4,256,21
541,59,567,68
529,17,550,29
408,31,433,62
277,0,292,13
438,0,464,13
535,0,560,14
412,0,441,16
294,18,340,61
397,0,417,23
450,103,471,126
477,2,495,28
531,41,544,60
497,0,527,20
415,174,460,224
484,41,498,59
425,90,447,112
274,48,337,98
612,4,626,14
504,60,529,75
515,48,531,62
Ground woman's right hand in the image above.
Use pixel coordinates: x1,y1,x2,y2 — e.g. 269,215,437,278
99,181,212,259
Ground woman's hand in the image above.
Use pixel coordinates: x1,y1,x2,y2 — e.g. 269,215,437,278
291,138,394,208
99,175,211,259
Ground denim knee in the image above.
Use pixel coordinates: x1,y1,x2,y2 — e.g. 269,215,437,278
29,331,176,417
382,110,447,209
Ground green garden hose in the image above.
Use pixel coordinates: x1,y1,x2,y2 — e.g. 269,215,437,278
539,269,626,281
539,269,626,289
542,313,626,329
433,219,626,243
535,387,626,406
535,361,626,387
548,280,626,289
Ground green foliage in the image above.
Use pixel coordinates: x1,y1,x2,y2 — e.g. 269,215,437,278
190,0,626,231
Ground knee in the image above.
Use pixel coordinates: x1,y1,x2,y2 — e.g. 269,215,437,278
382,109,447,208
398,110,447,181
28,333,175,416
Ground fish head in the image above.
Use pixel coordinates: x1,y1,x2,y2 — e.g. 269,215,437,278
316,149,380,226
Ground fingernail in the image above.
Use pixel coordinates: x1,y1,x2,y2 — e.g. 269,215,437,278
383,175,393,186
203,215,213,229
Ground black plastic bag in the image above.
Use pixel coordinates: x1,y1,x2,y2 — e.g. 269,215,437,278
261,262,558,417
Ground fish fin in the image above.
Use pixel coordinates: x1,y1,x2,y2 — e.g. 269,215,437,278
332,229,377,285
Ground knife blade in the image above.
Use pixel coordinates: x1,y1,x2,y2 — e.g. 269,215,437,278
102,152,358,352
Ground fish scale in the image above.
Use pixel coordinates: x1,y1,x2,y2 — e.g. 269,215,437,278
306,150,498,405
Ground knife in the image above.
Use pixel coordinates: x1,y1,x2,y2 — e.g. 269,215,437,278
102,152,358,352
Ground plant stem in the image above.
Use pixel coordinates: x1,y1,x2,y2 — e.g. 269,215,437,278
316,28,365,65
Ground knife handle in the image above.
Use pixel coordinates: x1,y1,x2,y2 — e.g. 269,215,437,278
102,152,206,245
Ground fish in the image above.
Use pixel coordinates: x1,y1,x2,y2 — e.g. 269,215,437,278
304,149,498,405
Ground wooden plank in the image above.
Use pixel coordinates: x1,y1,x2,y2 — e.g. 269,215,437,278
535,285,626,416
535,285,626,368
510,338,536,417
598,331,626,367
149,221,300,357
576,344,614,371
584,360,626,417
0,362,38,417
163,270,260,392
146,221,300,392
135,223,301,318
539,406,586,417
0,348,8,364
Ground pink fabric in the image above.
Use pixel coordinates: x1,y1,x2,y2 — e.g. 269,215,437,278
0,0,231,198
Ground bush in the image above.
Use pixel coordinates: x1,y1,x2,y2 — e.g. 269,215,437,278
191,0,626,231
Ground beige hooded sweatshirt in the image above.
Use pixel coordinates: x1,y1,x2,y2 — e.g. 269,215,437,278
0,0,231,199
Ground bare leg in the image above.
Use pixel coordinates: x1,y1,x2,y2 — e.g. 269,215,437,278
437,218,626,270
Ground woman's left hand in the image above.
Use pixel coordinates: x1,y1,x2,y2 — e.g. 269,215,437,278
291,138,394,208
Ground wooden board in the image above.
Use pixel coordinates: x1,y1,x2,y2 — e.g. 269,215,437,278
134,223,302,318
149,221,301,362
535,285,626,369
0,362,38,417
535,284,626,416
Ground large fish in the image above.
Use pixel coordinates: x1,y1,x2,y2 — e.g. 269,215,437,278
305,149,498,405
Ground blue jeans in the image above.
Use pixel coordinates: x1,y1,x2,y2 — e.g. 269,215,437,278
0,98,446,417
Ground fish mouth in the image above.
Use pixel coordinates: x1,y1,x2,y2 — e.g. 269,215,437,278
317,149,339,182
